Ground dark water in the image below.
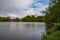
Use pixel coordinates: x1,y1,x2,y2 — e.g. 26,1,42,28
0,22,46,40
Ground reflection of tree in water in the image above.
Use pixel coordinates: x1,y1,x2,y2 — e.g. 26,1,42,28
24,23,39,32
0,22,46,40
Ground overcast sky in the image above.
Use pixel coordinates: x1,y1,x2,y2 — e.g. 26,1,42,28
0,0,49,18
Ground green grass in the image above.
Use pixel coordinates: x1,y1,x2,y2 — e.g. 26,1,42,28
44,31,60,40
44,23,60,40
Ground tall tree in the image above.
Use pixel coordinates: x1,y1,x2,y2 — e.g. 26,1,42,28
45,0,60,28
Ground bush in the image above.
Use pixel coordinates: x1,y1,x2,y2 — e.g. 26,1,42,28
44,31,60,40
44,23,60,40
53,23,60,31
46,23,60,35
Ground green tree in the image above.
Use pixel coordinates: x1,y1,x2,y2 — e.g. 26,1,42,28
45,0,60,29
21,15,44,22
12,18,20,22
44,0,60,40
0,17,11,22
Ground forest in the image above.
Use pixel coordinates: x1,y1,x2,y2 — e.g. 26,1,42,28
0,15,45,22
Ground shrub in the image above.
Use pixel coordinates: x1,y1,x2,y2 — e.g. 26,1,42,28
44,31,60,40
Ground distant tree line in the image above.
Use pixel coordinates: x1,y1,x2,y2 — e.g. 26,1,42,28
21,15,45,22
0,15,45,22
0,17,11,22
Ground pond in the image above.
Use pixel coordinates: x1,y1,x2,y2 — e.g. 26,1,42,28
0,22,46,40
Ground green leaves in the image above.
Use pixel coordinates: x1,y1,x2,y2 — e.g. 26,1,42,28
44,0,60,40
21,15,44,22
44,31,60,40
0,17,11,22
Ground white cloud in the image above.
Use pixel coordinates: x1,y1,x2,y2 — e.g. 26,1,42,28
7,13,20,18
0,15,5,17
17,8,36,18
0,0,49,18
33,3,49,16
35,3,49,11
14,0,33,8
0,0,33,10
24,8,35,15
0,15,7,17
0,0,34,18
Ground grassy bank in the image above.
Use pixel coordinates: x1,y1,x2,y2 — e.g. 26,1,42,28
43,23,60,40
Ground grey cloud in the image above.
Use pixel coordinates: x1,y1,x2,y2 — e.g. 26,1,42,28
0,0,48,18
0,0,28,18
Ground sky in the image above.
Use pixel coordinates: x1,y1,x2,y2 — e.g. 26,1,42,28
0,0,49,18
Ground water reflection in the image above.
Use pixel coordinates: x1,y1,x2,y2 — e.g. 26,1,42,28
0,22,46,40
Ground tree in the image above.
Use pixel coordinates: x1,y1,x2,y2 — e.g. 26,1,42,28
0,17,11,22
12,18,20,22
45,0,60,29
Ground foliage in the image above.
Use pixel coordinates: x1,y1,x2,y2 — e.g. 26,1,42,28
0,15,45,22
21,15,44,22
43,23,60,40
45,0,60,29
12,18,20,22
44,0,60,40
0,17,11,22
47,23,60,35
44,31,60,40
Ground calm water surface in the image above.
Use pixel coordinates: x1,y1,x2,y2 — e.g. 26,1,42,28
0,22,46,40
